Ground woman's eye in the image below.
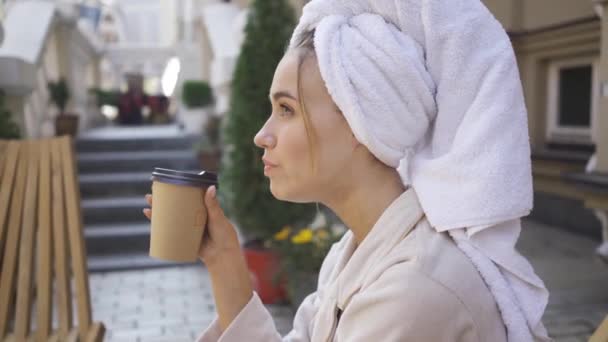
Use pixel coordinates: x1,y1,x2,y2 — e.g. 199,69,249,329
279,104,293,117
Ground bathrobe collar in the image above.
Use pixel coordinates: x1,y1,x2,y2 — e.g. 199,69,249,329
312,187,425,341
334,186,425,307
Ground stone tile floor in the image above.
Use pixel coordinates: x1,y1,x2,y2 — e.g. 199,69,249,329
90,264,292,342
90,218,608,341
517,220,608,341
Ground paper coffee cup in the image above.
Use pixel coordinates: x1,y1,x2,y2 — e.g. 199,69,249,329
149,168,218,262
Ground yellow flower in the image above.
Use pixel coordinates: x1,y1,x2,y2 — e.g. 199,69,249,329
274,226,291,241
291,229,313,244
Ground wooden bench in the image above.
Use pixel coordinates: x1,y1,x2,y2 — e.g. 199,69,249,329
0,137,104,341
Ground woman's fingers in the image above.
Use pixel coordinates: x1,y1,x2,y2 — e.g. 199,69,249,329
143,194,152,220
204,186,223,222
204,186,232,233
205,186,229,222
143,208,151,220
199,186,240,263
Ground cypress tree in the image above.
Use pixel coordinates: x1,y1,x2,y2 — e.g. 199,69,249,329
219,0,316,243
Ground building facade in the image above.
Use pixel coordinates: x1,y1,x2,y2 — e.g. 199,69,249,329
483,0,608,256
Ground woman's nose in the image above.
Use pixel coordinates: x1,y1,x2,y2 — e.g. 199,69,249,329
254,129,276,149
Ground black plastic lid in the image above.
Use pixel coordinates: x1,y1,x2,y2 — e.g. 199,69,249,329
151,167,218,188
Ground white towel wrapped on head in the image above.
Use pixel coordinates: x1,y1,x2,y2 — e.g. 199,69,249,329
288,1,551,341
314,13,437,186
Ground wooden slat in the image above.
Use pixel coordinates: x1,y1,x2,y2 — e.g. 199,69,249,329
0,141,20,258
36,140,53,341
85,322,105,342
50,138,72,340
60,136,93,341
0,141,7,180
14,142,40,339
0,141,28,337
1,334,34,342
65,329,79,342
46,333,59,342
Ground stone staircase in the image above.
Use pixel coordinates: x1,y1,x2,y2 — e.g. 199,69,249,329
77,125,201,272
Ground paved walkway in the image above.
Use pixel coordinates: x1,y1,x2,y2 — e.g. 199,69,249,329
90,218,608,342
517,220,608,341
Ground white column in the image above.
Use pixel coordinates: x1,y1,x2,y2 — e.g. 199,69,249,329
159,0,178,45
594,0,608,171
183,0,194,43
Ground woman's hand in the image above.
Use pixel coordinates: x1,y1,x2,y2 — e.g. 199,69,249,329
143,186,242,266
144,186,253,331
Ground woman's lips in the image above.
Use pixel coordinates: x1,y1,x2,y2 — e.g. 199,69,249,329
262,157,278,175
264,165,275,175
262,157,278,167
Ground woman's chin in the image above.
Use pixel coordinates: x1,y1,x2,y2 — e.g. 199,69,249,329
268,181,281,197
269,183,313,204
269,182,289,201
270,180,292,202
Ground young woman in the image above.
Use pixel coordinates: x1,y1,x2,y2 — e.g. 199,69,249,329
144,0,551,341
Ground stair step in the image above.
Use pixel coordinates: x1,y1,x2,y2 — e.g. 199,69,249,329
76,135,197,153
82,197,148,225
78,150,200,173
79,172,154,198
85,223,150,255
76,125,205,270
86,222,150,237
87,252,197,273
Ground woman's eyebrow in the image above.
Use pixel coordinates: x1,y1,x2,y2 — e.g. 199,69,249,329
269,90,297,102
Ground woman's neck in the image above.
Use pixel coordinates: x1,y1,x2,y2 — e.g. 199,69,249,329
324,166,407,245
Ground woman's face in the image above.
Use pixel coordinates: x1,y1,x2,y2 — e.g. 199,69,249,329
254,50,358,203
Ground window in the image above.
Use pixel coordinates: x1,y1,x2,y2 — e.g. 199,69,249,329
546,56,598,144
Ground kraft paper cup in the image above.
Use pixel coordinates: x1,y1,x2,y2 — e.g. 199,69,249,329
149,168,218,262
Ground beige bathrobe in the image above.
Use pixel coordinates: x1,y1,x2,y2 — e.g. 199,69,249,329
197,188,508,341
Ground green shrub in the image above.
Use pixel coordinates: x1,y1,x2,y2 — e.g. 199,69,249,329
90,88,120,107
48,78,70,115
218,0,316,243
182,81,213,108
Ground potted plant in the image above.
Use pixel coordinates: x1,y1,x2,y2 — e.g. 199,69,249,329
266,220,345,310
90,88,120,108
89,88,121,123
181,80,213,134
49,78,78,136
193,115,222,172
218,0,316,304
0,90,20,139
182,80,212,108
148,95,171,124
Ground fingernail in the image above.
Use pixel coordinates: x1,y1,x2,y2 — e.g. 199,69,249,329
210,186,216,199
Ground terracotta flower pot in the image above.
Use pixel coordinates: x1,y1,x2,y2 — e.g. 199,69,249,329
55,113,79,136
243,246,287,304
